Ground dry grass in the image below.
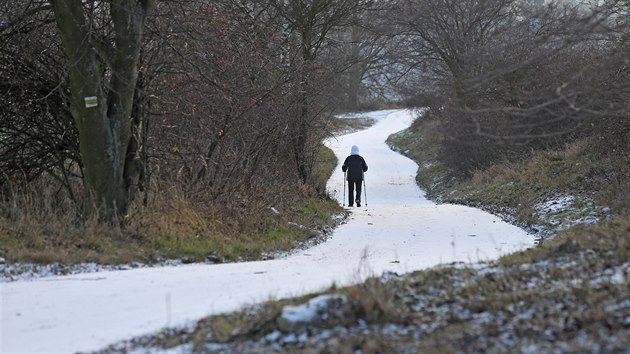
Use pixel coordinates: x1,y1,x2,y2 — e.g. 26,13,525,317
501,213,630,266
0,144,343,265
0,185,341,264
329,117,377,137
344,277,406,325
390,115,630,236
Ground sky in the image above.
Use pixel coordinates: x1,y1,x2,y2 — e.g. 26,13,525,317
1,109,535,353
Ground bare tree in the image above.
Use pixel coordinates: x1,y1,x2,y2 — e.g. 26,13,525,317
384,0,630,175
270,0,374,183
139,1,312,210
2,0,408,219
334,2,393,109
50,0,152,217
0,1,81,198
392,0,519,100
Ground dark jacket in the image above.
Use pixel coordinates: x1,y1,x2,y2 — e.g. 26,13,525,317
342,155,368,181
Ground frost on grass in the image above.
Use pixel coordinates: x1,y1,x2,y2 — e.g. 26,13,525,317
533,194,611,235
276,294,351,332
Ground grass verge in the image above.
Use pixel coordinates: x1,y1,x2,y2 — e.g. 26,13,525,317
387,116,630,238
0,143,343,267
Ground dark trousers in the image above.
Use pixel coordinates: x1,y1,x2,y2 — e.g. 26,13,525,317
348,180,362,206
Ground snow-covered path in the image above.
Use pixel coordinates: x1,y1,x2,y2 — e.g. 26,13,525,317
1,109,534,353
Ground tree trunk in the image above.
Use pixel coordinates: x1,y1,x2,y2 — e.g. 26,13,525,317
347,24,362,110
295,87,310,184
51,0,151,219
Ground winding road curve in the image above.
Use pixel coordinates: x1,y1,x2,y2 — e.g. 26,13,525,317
1,109,534,353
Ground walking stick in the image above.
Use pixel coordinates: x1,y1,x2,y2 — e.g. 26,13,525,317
363,172,368,207
343,171,346,207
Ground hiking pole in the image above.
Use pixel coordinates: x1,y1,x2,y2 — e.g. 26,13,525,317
343,171,346,207
363,172,368,207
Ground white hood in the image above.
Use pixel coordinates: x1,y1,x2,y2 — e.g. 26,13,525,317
351,145,359,155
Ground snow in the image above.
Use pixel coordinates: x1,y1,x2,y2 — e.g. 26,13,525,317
533,194,611,233
0,109,535,353
537,195,577,214
279,294,344,325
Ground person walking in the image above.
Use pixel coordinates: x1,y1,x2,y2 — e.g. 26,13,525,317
342,145,368,207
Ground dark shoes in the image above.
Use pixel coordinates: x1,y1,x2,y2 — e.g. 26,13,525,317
348,200,361,207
